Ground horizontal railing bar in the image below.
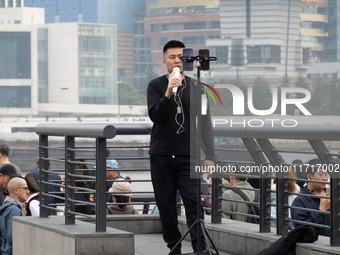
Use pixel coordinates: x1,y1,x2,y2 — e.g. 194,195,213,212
109,123,152,135
213,124,340,140
289,219,330,229
41,146,65,151
289,205,330,215
35,123,116,138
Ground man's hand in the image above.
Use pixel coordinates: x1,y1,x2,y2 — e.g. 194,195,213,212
204,160,215,180
319,195,330,211
165,78,181,99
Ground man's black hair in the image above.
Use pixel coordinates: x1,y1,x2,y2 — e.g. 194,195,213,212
305,158,323,178
163,40,185,54
0,145,9,157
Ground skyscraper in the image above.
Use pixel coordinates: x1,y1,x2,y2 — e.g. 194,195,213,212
24,0,146,86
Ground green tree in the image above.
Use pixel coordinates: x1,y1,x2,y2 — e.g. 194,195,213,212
250,76,275,114
118,82,146,106
307,76,340,115
209,79,248,117
295,74,310,89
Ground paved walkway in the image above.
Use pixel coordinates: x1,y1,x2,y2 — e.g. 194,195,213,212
134,234,234,255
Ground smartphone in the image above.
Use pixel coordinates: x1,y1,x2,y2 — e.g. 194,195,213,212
199,49,210,70
182,48,193,71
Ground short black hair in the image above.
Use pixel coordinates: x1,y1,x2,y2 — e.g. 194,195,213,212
305,158,324,178
0,145,9,157
163,40,185,54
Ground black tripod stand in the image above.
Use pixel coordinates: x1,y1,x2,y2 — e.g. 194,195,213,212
169,50,219,255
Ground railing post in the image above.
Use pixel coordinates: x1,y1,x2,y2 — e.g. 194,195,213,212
243,138,271,232
211,174,222,223
256,138,287,235
95,137,107,232
65,136,75,225
39,134,49,218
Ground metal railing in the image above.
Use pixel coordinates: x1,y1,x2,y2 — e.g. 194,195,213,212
35,123,154,232
210,124,340,246
35,122,340,246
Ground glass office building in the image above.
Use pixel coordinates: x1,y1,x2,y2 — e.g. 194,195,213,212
24,0,145,32
325,0,340,62
0,31,31,108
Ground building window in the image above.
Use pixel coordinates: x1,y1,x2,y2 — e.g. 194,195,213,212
0,32,31,79
247,45,281,64
0,86,31,108
303,48,310,64
79,96,107,104
211,46,228,64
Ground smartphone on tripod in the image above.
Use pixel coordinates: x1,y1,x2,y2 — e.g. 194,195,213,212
182,48,193,71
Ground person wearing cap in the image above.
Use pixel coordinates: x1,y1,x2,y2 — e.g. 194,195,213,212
105,159,121,190
24,173,40,216
0,164,21,206
104,159,131,202
0,177,28,255
0,144,21,176
106,179,138,215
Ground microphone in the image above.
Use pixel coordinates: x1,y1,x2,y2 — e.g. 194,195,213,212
169,67,181,94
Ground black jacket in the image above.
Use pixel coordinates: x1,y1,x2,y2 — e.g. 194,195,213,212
147,75,215,161
291,186,330,236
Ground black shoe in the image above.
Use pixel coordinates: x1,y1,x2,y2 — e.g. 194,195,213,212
194,247,216,255
169,246,181,255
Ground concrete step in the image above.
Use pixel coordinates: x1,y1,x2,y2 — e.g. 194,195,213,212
134,233,234,255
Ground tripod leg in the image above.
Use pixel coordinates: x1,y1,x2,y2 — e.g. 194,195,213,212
169,221,198,255
199,221,220,255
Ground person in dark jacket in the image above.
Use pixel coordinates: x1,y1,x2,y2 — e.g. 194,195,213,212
147,40,216,254
291,159,330,236
0,165,21,206
0,178,28,255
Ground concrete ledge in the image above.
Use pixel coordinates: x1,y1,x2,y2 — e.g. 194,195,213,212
13,216,134,255
178,216,340,255
79,214,162,234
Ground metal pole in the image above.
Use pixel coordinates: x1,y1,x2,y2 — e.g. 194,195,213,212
65,136,75,225
95,137,107,232
196,62,202,253
211,176,222,224
285,0,291,78
39,135,49,218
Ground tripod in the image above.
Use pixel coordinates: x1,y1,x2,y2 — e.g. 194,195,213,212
169,51,219,255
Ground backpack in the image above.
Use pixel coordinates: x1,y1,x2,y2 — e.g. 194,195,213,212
233,188,260,224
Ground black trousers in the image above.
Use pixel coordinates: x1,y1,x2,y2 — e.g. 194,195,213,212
150,154,205,252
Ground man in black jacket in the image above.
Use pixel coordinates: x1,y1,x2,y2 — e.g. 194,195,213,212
291,159,330,236
0,165,21,205
147,40,216,254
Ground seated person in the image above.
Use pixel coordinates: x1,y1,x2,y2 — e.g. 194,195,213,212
271,167,300,230
24,173,40,216
291,158,330,236
222,170,255,222
106,179,138,215
31,160,61,215
102,159,130,202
